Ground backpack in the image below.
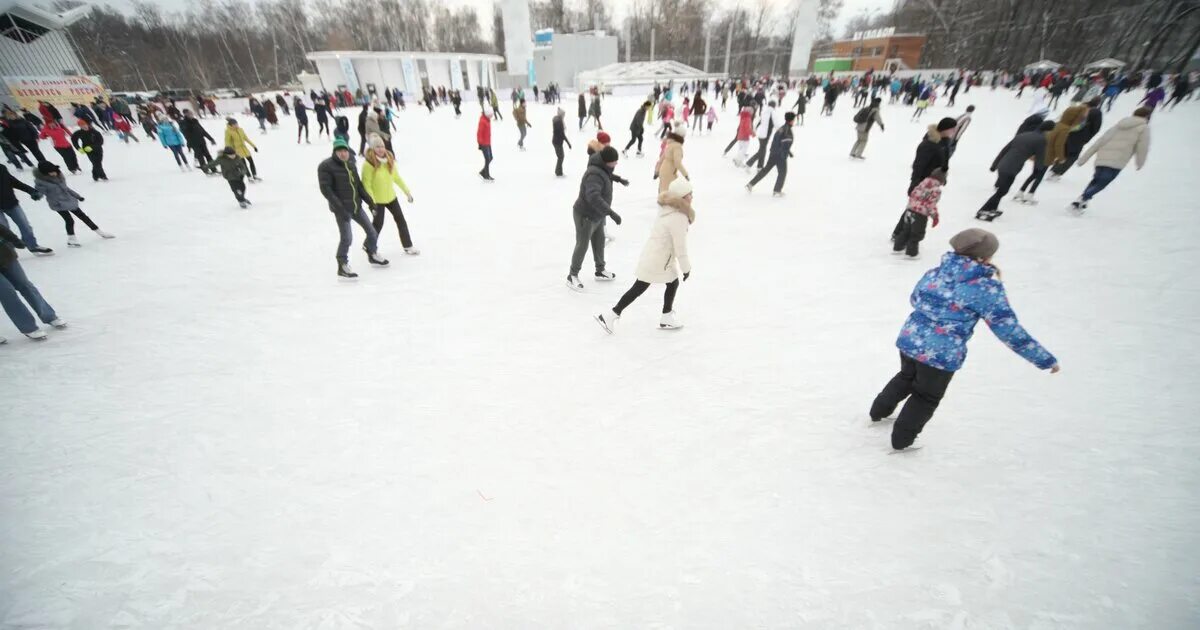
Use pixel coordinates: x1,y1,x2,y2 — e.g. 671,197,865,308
853,107,870,124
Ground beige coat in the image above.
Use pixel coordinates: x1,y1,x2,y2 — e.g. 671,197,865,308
365,114,389,141
655,138,689,193
635,195,692,284
1078,116,1150,170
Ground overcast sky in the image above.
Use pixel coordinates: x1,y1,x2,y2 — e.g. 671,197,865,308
97,0,891,39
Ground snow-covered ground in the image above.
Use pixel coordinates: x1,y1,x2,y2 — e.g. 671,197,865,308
2,87,1198,629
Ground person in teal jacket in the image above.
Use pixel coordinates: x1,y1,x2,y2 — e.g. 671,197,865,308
156,115,189,170
870,228,1060,450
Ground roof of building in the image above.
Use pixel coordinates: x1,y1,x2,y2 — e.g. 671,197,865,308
0,0,89,30
1024,59,1062,70
306,51,503,63
576,61,723,86
1084,58,1126,69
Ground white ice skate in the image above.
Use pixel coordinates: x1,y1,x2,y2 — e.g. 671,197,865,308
1047,172,1062,182
566,274,584,291
1012,191,1028,203
658,311,683,330
94,230,115,239
1024,193,1040,205
403,247,421,255
0,336,6,344
594,270,616,281
24,330,47,341
773,191,785,198
594,310,619,334
67,235,80,248
50,319,67,329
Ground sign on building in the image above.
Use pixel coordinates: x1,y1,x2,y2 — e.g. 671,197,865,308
852,27,896,41
2,75,106,110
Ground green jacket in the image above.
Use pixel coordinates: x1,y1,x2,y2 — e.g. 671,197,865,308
200,153,249,181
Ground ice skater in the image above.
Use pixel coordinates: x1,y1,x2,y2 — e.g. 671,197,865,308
745,112,796,197
594,177,693,333
870,228,1059,450
157,115,191,170
0,222,66,343
199,146,252,208
891,167,945,259
566,146,622,290
1071,107,1151,212
976,122,1046,221
361,135,420,255
477,108,494,181
224,118,260,181
32,162,114,247
317,138,388,278
70,119,106,181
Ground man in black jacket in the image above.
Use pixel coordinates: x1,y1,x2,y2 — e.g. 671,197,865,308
70,120,106,181
746,112,796,196
1049,97,1103,180
566,147,622,290
552,107,572,177
0,165,50,254
622,101,649,157
180,110,215,168
908,117,956,194
2,110,45,163
317,139,388,278
977,126,1048,221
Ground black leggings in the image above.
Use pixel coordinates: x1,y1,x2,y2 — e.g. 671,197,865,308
297,120,309,142
614,279,679,315
371,199,413,248
1019,165,1048,193
624,130,643,152
228,178,246,202
317,119,330,136
191,143,213,168
57,209,98,235
245,155,257,177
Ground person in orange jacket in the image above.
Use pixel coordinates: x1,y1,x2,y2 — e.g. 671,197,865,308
476,108,493,181
38,120,80,174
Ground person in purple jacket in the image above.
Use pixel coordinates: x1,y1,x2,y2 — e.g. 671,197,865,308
870,228,1061,450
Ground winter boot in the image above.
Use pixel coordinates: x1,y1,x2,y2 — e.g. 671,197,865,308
67,235,80,248
94,229,115,239
594,270,615,281
367,252,390,266
594,310,619,334
659,311,683,330
337,262,358,278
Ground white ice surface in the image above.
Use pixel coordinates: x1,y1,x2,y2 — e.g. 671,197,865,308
1,88,1198,629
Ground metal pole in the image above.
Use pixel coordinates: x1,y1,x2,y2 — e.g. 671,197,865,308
704,29,712,72
724,18,734,75
626,21,632,63
650,28,656,62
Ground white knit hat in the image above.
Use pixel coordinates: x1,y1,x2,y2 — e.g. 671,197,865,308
667,177,693,199
367,134,385,149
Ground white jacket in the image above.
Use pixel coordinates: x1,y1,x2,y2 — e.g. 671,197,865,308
635,202,692,284
1078,116,1149,170
755,105,776,139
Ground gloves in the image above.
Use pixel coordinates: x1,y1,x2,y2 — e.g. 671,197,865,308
989,166,996,172
13,241,26,249
77,196,85,202
30,192,42,201
254,147,259,152
683,271,690,282
607,210,622,225
931,214,939,228
406,194,414,203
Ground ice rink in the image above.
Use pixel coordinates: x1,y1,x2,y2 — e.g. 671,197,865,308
2,86,1198,628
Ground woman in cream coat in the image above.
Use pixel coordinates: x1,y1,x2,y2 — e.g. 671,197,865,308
595,177,694,333
655,123,690,193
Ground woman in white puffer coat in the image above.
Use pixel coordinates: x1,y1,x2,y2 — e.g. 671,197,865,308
595,177,694,333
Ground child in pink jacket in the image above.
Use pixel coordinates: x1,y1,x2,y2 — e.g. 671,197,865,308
891,167,945,259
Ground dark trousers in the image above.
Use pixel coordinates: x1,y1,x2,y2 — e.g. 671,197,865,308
553,142,565,176
479,145,493,178
191,143,213,168
870,352,955,449
624,130,643,152
1050,149,1080,176
980,172,1016,212
891,211,928,256
5,145,32,168
614,279,679,315
245,155,257,177
54,147,80,172
297,120,309,142
748,138,768,169
1081,166,1121,201
168,145,188,166
1019,164,1048,193
317,119,330,136
20,140,44,163
748,156,787,193
227,177,246,202
56,209,99,235
568,208,605,276
723,135,738,154
371,199,413,248
86,149,106,180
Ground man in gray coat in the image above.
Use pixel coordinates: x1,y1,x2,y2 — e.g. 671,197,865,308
567,146,622,290
976,123,1049,221
850,97,885,159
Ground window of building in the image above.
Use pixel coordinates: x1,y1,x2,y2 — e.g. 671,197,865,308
889,45,899,56
0,14,51,44
852,46,862,57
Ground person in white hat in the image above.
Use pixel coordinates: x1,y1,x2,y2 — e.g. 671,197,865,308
595,177,694,333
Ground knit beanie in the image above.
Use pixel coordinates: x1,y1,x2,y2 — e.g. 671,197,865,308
599,145,619,163
226,117,238,125
596,131,611,145
367,133,385,149
667,177,693,199
222,146,235,155
332,138,351,152
950,228,999,261
936,117,958,132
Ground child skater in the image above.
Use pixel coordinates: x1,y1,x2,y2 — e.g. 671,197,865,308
869,228,1060,450
32,162,114,247
911,86,933,120
891,167,945,259
199,146,252,208
594,177,694,333
705,106,718,134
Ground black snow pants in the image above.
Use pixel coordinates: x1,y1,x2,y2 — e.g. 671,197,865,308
870,352,955,449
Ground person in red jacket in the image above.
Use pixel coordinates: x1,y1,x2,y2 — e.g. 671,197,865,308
111,112,139,143
731,106,755,167
477,109,494,181
38,120,80,174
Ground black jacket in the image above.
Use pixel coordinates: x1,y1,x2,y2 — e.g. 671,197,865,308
71,128,104,152
2,118,38,145
0,164,38,210
577,94,586,117
0,221,22,268
910,127,949,185
1016,113,1046,135
991,130,1047,175
317,152,372,217
295,102,308,121
179,118,214,148
769,124,795,160
572,153,615,221
629,107,645,132
552,115,569,146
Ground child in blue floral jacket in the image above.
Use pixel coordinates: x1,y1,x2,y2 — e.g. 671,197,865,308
870,228,1060,450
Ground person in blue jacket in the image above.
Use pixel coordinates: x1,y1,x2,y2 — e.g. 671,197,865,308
870,228,1060,450
156,115,189,170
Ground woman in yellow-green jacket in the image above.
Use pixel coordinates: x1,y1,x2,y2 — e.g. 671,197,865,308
361,134,419,254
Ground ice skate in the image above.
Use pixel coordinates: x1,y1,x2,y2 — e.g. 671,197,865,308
975,209,1003,222
50,319,67,329
622,149,628,158
658,311,683,330
337,262,358,278
1047,172,1062,182
238,200,250,208
29,246,54,255
1012,191,1028,203
403,247,421,255
745,183,753,193
94,229,115,239
24,330,47,341
903,253,921,261
367,252,390,266
67,235,80,247
594,310,619,334
566,274,584,291
594,270,615,281
772,191,785,198
1070,197,1088,212
0,336,6,344
1024,193,1039,205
